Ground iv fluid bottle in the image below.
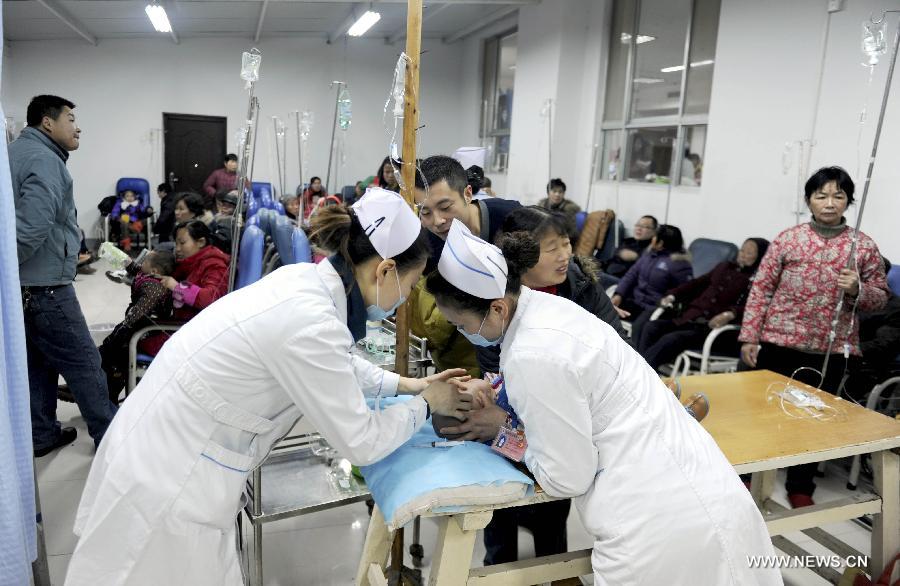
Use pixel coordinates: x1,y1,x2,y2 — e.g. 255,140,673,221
338,88,352,131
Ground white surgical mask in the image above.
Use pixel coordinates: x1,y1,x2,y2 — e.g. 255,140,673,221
366,269,405,322
457,307,505,347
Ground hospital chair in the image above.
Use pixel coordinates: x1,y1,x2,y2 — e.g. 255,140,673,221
595,219,625,264
103,177,154,250
252,181,275,202
125,225,267,395
846,368,900,490
236,225,266,289
688,238,738,277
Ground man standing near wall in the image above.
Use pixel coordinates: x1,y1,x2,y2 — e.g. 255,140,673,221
10,95,116,456
202,153,240,208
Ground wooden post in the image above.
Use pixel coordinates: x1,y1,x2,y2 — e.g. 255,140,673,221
393,0,422,378
389,3,423,582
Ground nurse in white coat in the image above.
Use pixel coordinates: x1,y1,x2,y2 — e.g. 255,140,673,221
66,188,472,585
425,220,782,586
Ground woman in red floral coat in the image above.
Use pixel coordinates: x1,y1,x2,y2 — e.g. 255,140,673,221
738,166,888,508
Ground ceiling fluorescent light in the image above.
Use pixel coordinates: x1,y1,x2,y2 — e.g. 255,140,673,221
660,60,715,73
634,77,664,84
621,33,656,44
145,4,172,33
348,10,381,37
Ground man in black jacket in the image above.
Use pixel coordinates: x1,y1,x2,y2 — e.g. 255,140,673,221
152,182,176,243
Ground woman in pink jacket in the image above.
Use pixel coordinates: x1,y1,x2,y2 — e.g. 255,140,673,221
739,166,888,508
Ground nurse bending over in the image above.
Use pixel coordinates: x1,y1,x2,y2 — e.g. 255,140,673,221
425,220,782,586
66,188,472,585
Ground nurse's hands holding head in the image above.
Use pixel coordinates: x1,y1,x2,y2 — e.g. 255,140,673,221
420,380,473,422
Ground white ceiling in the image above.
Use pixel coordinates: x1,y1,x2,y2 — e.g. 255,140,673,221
2,0,533,44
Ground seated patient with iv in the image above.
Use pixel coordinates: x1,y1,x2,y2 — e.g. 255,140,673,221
425,220,781,586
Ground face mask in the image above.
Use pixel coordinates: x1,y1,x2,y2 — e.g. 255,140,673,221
366,269,405,322
458,307,505,347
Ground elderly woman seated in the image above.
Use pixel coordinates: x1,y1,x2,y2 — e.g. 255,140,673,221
637,237,769,371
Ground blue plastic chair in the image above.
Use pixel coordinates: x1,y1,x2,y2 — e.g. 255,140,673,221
252,182,274,201
688,238,738,277
594,219,625,264
273,215,295,265
236,225,265,289
292,228,313,264
888,264,900,296
116,178,152,209
274,201,285,215
574,211,587,235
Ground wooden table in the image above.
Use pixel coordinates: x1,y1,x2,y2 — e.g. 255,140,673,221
357,370,900,586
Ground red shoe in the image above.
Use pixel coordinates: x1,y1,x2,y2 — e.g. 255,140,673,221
788,493,815,508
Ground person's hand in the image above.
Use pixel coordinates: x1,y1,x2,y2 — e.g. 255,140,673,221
159,276,178,291
614,306,631,319
611,294,622,307
145,206,155,215
740,343,759,368
449,377,493,409
407,368,468,393
618,249,639,262
708,311,734,329
837,268,860,296
421,381,473,421
659,295,676,308
438,403,509,442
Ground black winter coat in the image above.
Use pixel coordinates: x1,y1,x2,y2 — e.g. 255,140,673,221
475,256,627,374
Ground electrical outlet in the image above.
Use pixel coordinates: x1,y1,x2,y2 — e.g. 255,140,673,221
828,0,844,13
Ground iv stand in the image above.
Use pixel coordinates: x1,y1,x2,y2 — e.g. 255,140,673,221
228,50,262,292
325,81,346,196
820,10,899,384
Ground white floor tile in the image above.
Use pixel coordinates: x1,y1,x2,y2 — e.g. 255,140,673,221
48,554,71,586
38,479,86,556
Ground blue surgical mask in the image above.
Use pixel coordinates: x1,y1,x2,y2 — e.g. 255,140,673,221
366,269,405,322
457,308,505,347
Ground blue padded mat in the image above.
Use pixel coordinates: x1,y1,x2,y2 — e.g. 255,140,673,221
360,396,534,528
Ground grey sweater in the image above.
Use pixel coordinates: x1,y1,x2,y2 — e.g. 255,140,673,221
9,127,80,286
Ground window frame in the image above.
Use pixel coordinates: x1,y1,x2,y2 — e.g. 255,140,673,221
596,0,715,186
481,28,518,174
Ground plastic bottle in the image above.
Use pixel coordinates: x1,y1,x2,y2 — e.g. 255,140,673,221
338,87,352,131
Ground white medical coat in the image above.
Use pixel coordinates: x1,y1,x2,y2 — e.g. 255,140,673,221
500,288,782,586
66,259,428,585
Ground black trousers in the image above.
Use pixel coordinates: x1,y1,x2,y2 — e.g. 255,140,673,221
618,298,654,347
639,320,741,370
483,499,571,565
755,343,855,496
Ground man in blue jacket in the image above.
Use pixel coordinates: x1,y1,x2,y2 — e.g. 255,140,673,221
10,95,116,456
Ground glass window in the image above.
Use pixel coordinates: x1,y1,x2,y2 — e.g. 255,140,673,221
629,0,691,120
684,0,720,115
602,0,635,123
680,125,707,186
626,127,677,183
598,0,719,184
482,30,517,173
600,130,625,180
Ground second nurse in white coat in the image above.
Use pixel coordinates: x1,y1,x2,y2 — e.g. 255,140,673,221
426,220,782,586
66,188,472,585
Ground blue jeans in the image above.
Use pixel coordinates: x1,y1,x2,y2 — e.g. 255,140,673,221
23,284,116,450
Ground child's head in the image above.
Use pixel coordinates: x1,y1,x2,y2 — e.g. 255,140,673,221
141,250,176,277
122,189,136,203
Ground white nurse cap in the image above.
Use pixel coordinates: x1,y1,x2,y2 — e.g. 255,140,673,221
452,146,487,170
352,187,421,259
438,219,508,299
